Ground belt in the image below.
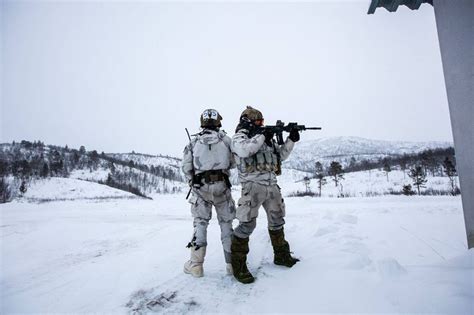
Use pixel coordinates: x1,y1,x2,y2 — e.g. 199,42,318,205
193,170,232,188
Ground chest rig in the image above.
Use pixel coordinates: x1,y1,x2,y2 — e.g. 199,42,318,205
238,141,281,175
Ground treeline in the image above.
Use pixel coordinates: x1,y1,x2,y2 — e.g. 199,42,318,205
303,147,459,198
0,140,184,203
343,147,455,176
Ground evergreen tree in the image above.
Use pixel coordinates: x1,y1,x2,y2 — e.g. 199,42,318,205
0,160,8,177
409,166,427,195
314,161,326,197
383,159,391,182
49,150,62,176
20,160,31,179
106,173,114,185
0,177,11,203
79,146,86,154
108,161,116,174
41,163,49,178
89,150,100,170
72,151,80,167
328,161,344,187
443,157,458,195
400,155,409,179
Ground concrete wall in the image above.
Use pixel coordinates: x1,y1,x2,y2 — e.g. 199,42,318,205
433,0,474,248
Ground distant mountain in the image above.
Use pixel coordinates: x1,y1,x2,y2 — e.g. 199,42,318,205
284,136,453,172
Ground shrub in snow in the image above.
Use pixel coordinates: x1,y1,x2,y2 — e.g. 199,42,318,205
402,184,415,196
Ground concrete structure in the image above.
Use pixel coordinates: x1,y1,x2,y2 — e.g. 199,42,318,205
368,0,474,249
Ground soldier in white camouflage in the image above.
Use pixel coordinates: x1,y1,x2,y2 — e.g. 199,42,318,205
182,109,236,277
230,106,300,284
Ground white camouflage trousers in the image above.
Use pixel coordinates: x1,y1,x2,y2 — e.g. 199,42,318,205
188,181,236,263
234,182,286,239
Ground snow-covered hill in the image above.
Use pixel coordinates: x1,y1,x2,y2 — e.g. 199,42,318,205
284,136,452,171
20,177,139,202
106,153,181,173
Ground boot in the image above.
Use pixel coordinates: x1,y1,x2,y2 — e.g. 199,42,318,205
231,236,255,284
226,263,233,275
269,228,300,268
184,246,206,277
224,251,233,275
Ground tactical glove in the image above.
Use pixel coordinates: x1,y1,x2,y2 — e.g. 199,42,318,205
264,129,274,146
237,117,256,134
289,128,300,142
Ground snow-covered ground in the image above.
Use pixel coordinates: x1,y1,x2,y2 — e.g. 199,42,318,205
1,192,471,314
20,177,138,202
285,169,458,197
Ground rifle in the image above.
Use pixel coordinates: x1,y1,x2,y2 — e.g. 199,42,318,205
259,120,321,145
185,128,194,200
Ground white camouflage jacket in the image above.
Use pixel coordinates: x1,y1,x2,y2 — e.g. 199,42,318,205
231,128,294,185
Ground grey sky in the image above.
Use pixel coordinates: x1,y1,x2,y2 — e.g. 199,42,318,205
1,1,452,157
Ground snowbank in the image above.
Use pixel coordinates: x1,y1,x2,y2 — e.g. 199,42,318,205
20,177,138,202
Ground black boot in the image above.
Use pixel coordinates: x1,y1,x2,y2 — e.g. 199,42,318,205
269,228,300,268
231,235,255,284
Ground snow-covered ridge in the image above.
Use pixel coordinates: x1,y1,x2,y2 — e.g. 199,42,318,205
285,136,452,171
106,153,181,170
21,177,138,202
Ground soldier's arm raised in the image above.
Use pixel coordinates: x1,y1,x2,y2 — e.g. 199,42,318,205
231,131,265,158
278,137,295,161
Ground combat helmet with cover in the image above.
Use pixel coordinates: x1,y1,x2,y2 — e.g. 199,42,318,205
240,106,263,122
200,109,223,129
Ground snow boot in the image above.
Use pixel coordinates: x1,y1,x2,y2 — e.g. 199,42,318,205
269,228,300,268
231,236,255,284
184,246,206,277
226,263,233,275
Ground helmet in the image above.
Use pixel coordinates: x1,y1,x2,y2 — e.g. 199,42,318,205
200,109,223,128
240,106,263,121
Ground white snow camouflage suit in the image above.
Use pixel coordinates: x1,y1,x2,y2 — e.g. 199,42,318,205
231,128,295,238
182,129,236,263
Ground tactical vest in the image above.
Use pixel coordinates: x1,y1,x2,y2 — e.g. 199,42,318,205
238,144,281,175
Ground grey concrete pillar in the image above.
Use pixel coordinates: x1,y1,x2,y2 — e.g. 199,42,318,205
433,0,474,248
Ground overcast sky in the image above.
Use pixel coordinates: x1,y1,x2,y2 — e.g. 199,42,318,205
1,0,452,157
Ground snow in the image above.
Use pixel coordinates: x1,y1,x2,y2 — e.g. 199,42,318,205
1,192,471,314
285,169,457,197
19,177,138,202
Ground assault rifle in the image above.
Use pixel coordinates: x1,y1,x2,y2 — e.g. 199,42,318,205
258,120,321,145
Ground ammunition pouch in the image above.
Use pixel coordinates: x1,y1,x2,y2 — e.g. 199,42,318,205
239,149,281,175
